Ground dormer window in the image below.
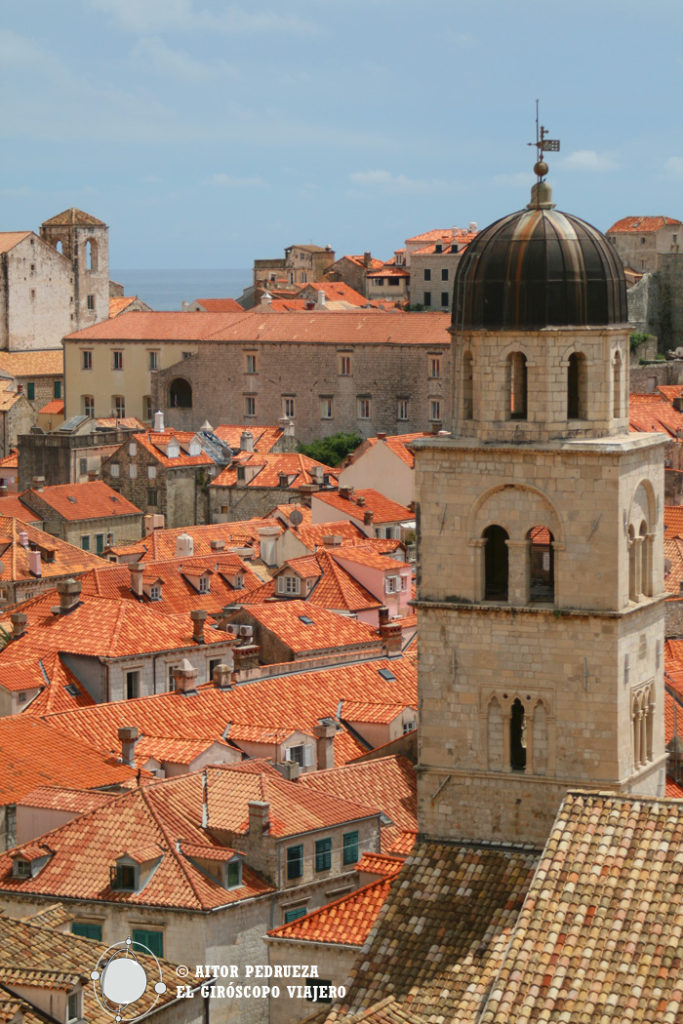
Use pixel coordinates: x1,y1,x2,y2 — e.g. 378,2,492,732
110,863,137,891
11,844,52,878
167,442,180,458
225,858,242,889
67,991,81,1022
277,575,300,595
150,584,161,601
13,858,31,879
233,573,245,590
199,575,210,594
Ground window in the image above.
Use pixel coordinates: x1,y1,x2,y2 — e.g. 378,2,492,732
284,906,307,923
143,395,152,420
245,353,257,374
338,354,352,376
87,294,95,311
283,396,295,418
305,980,333,1004
287,844,303,880
110,864,136,890
423,268,431,281
199,575,210,594
147,489,158,506
112,350,123,370
72,922,102,941
26,382,35,401
286,744,305,765
182,351,193,359
483,525,509,601
132,929,163,958
320,397,333,419
149,584,161,601
82,351,93,370
67,992,80,1021
80,535,90,551
170,378,192,408
110,463,119,478
342,831,358,866
429,356,441,378
441,292,449,307
507,352,527,419
463,350,473,420
113,396,125,417
53,380,62,399
528,526,554,602
148,350,159,370
430,399,442,422
168,665,177,691
226,859,242,888
315,837,332,872
612,350,622,418
358,397,371,419
510,699,527,771
245,395,256,417
278,575,300,595
441,267,449,281
95,534,105,555
424,291,432,306
126,670,140,700
83,395,94,417
567,352,587,419
397,399,409,421
13,859,31,878
386,575,399,594
388,277,399,286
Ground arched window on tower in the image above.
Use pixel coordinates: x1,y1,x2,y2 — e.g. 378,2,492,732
483,525,509,601
507,352,527,420
463,350,473,420
612,350,622,418
527,526,554,603
640,520,652,597
169,378,192,408
510,698,527,771
567,352,587,419
628,524,637,601
86,239,97,272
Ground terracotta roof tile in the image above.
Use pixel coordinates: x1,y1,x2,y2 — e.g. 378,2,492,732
314,489,411,525
608,215,682,233
0,450,18,469
0,231,33,254
0,516,110,583
236,599,381,655
24,481,142,521
355,852,407,876
212,452,337,489
192,298,244,312
629,392,683,437
212,424,284,452
0,350,63,377
38,398,64,415
18,785,117,813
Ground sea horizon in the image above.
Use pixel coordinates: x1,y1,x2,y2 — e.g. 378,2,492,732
110,268,252,312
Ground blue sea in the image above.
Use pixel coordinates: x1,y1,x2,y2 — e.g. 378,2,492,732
110,269,251,311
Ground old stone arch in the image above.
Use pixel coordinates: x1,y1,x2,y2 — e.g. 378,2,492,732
86,238,98,272
612,349,623,418
483,525,509,600
462,349,474,420
567,351,587,419
627,480,656,600
506,351,527,420
169,378,192,408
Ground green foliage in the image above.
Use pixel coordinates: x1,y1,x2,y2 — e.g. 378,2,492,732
0,625,12,651
298,432,362,467
630,332,651,353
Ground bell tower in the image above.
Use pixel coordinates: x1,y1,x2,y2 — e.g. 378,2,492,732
414,146,667,846
40,208,109,329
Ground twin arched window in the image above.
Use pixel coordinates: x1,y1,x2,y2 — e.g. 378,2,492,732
487,695,549,773
628,520,653,601
483,524,555,604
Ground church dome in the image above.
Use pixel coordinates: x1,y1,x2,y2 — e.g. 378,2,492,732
452,180,627,330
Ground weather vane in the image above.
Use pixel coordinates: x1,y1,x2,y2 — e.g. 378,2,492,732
527,100,560,181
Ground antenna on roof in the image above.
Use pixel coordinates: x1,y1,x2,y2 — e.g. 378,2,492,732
527,99,560,182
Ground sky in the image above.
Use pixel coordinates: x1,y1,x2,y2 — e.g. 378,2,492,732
3,0,683,270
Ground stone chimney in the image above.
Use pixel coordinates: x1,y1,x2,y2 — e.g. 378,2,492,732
257,526,280,567
28,549,41,577
313,718,337,770
153,410,165,432
339,486,353,500
274,761,300,781
356,495,366,507
322,534,343,548
191,608,208,644
118,726,139,767
172,659,199,695
377,432,387,440
363,251,371,268
53,578,82,615
233,644,260,673
211,663,232,689
18,531,29,548
32,476,45,492
316,289,326,309
176,533,194,558
364,510,374,526
0,485,7,498
380,618,403,656
210,539,225,552
10,612,27,640
248,800,270,837
87,469,98,482
240,430,254,453
129,562,145,597
378,606,390,627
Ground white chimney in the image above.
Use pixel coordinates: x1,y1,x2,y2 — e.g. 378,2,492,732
316,289,326,309
176,532,194,558
240,430,254,453
172,658,199,695
153,410,165,432
257,526,280,567
28,549,41,577
18,531,29,548
129,562,145,597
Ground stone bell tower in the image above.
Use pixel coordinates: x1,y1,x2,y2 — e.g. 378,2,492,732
40,208,109,329
414,155,667,846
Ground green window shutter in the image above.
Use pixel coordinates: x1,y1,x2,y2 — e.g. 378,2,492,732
284,906,307,923
286,844,303,880
27,383,35,401
315,837,332,872
343,831,359,866
54,380,62,398
72,922,102,941
132,929,163,957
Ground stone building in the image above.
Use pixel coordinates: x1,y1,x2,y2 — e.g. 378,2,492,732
405,226,478,310
17,421,142,490
606,215,682,275
415,172,666,848
253,243,335,292
0,350,64,412
148,310,451,442
19,479,144,552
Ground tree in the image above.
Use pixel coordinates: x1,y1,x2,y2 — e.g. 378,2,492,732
297,432,362,467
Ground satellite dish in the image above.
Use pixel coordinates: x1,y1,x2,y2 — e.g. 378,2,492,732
289,508,304,527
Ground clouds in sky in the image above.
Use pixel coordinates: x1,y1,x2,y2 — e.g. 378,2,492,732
87,0,318,36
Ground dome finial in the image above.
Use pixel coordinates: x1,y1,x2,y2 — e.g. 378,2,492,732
527,100,559,208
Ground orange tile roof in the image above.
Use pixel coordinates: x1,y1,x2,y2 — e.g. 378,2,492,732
665,689,681,745
237,599,381,655
300,281,369,306
314,489,411,524
304,549,380,613
270,503,314,526
665,505,683,539
24,480,142,521
0,450,18,469
341,700,415,724
95,416,147,430
344,254,384,270
38,398,64,415
65,310,450,346
666,776,683,797
212,452,337,489
0,715,136,804
0,516,109,582
109,296,139,317
212,424,284,452
629,392,683,437
41,656,417,767
19,785,117,813
385,829,418,855
607,215,682,233
269,872,399,946
43,208,105,227
132,430,215,468
288,520,365,550
343,432,431,471
0,771,274,910
141,518,281,560
0,231,33,253
0,497,36,524
265,298,309,311
192,298,244,312
331,546,410,573
0,350,63,377
355,851,407,876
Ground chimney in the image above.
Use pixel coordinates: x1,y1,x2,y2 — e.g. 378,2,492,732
54,578,82,615
377,432,387,440
32,476,45,492
363,510,374,526
316,289,326,309
313,718,337,770
248,800,270,837
339,486,352,500
118,726,139,767
240,430,254,453
129,562,145,597
212,663,232,689
275,761,300,781
10,612,27,640
380,620,403,656
257,526,280,567
176,533,194,558
430,420,443,434
233,644,260,673
28,549,41,577
285,420,296,438
378,605,390,627
322,534,342,548
172,658,199,695
153,410,165,432
363,251,371,268
191,608,208,644
356,495,366,507
18,531,29,548
87,469,98,482
674,396,683,413
210,539,225,552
